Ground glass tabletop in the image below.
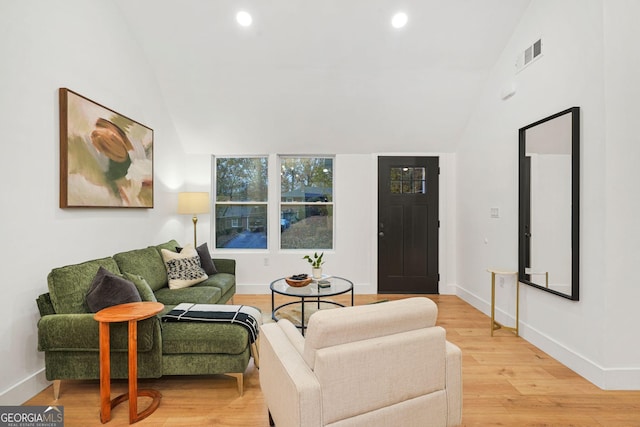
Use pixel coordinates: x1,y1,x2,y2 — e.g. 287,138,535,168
270,276,353,297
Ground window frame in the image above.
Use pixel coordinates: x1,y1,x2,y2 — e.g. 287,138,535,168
278,155,335,251
212,155,269,251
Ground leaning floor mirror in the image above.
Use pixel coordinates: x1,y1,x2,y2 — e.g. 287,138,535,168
518,107,580,300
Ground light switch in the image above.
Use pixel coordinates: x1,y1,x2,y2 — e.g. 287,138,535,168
490,207,500,218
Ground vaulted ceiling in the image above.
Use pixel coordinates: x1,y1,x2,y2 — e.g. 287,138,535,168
115,0,531,154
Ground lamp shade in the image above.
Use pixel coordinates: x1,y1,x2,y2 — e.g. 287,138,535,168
177,192,210,215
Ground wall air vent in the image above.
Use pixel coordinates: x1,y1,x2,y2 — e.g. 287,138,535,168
516,38,542,72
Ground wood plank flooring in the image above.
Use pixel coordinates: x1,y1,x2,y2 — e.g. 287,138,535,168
25,294,640,426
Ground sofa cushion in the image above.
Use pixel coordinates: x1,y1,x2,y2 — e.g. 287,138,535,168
38,314,157,352
123,272,157,302
161,320,249,355
154,286,221,306
113,247,167,291
154,239,181,254
48,257,121,314
195,273,235,296
161,246,208,289
86,267,142,312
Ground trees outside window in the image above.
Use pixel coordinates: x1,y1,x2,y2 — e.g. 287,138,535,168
214,157,268,249
280,157,334,250
213,155,334,250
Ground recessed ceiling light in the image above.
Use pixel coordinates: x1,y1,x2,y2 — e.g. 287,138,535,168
236,11,252,27
391,12,408,29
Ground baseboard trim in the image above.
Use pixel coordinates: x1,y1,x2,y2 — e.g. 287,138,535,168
438,282,458,295
0,368,50,405
453,283,640,390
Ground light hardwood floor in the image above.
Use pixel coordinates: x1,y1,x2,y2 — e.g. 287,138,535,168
26,294,640,426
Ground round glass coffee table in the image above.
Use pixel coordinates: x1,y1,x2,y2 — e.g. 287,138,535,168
270,276,354,335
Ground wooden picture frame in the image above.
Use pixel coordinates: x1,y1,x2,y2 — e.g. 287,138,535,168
59,88,154,208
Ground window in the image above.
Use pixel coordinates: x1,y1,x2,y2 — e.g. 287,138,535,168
390,167,426,194
280,157,334,249
214,157,268,249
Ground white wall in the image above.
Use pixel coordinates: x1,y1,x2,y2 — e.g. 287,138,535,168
0,0,188,404
457,0,640,389
602,0,640,388
181,152,457,296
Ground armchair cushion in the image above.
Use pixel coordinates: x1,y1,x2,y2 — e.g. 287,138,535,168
303,297,438,368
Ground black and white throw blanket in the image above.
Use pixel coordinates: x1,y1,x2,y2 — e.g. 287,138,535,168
162,303,262,343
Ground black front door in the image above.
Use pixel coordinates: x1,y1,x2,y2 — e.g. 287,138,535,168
378,156,439,294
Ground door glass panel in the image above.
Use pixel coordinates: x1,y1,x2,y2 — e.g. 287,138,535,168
390,167,426,194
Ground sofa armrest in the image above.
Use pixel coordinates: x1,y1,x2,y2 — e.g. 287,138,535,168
38,313,158,352
212,258,235,275
260,321,322,427
445,340,463,426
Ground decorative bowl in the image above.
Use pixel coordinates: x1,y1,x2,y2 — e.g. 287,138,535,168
285,276,312,287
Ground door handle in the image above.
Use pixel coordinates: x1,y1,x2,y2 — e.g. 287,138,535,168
379,232,384,237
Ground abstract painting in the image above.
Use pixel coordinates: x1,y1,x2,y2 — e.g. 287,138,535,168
59,88,154,208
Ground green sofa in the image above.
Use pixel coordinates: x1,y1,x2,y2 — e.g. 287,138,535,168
36,240,255,399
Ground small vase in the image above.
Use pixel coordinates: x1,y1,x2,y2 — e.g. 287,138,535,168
312,267,323,279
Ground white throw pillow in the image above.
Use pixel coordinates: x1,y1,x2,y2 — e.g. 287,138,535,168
161,245,208,289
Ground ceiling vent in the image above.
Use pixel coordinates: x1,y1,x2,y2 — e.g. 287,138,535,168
516,38,542,72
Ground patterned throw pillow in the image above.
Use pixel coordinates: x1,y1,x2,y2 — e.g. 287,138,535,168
161,245,208,289
175,242,217,275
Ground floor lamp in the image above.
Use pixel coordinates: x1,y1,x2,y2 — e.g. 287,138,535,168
177,192,210,247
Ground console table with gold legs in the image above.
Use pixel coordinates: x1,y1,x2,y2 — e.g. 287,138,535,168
94,301,164,424
488,269,519,337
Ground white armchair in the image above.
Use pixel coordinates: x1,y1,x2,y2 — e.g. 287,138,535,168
259,297,462,427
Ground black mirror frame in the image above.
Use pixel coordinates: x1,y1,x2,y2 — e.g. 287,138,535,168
518,106,580,301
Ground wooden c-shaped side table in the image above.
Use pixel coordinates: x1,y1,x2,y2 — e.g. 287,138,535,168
94,302,164,424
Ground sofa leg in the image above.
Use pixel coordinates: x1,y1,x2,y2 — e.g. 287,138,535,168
52,380,61,400
268,410,275,426
251,340,260,369
228,373,243,396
